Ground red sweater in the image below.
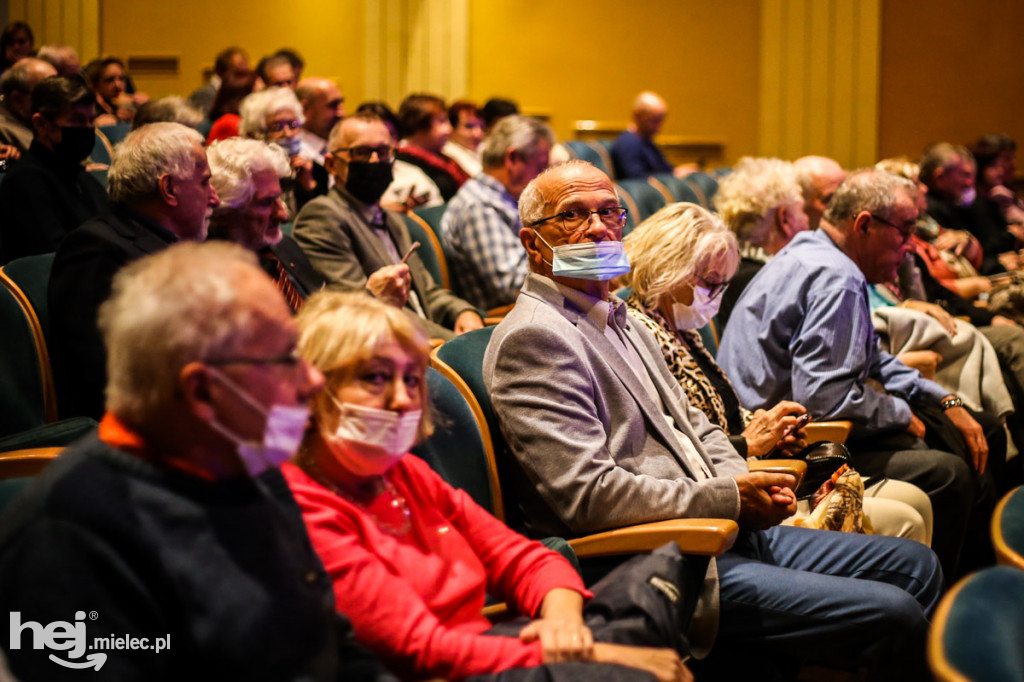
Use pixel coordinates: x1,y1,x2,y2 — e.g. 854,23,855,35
282,456,589,680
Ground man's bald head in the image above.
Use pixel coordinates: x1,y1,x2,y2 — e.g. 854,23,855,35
794,155,846,229
0,58,58,120
631,91,668,140
297,77,345,139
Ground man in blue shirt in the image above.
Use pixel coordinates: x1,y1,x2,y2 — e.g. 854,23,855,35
610,91,691,180
719,167,999,579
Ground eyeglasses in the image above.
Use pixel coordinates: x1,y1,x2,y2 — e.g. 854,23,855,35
695,276,731,301
527,206,629,232
266,120,302,134
206,350,302,369
869,213,917,242
330,145,397,163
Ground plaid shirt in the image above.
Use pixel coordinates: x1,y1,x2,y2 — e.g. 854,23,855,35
440,173,527,310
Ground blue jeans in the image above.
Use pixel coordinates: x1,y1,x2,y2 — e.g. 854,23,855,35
712,525,942,680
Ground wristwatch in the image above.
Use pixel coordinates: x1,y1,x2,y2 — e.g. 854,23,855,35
941,396,965,411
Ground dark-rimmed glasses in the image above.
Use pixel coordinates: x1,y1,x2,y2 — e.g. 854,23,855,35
527,206,629,232
869,213,917,242
330,145,396,163
695,276,731,301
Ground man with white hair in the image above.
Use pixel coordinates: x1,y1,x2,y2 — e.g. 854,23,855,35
296,77,345,166
0,57,57,154
610,91,693,180
49,122,220,420
36,43,81,77
440,115,554,310
793,155,846,230
0,241,395,681
208,137,325,311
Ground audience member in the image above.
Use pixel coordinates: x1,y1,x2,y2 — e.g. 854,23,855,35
793,155,846,229
441,115,553,310
0,57,57,155
0,75,107,263
359,100,443,211
239,86,326,213
921,142,1016,274
610,92,693,180
0,21,33,73
293,112,482,340
713,157,808,327
49,122,219,420
274,48,305,82
208,137,325,312
205,68,258,144
132,95,203,130
484,160,942,680
85,56,144,125
36,43,81,78
442,99,484,177
0,241,396,681
972,134,1024,233
284,290,691,681
296,77,345,165
481,97,519,133
257,53,297,90
188,46,249,116
718,168,1001,579
396,93,469,201
623,201,933,542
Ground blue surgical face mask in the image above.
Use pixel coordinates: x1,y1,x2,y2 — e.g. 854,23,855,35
534,232,631,281
276,134,303,158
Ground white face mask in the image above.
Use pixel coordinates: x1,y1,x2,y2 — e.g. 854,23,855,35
670,285,723,331
322,395,421,477
276,135,303,158
534,232,631,281
958,186,977,207
206,368,311,476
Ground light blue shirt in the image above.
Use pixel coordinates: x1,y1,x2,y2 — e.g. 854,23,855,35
717,228,949,437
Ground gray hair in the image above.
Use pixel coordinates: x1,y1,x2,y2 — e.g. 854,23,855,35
108,122,205,204
238,86,304,139
98,241,260,424
519,159,596,226
714,156,802,246
919,142,972,189
824,167,917,225
623,202,738,309
480,115,555,169
35,44,78,73
0,57,52,97
793,155,844,205
132,96,204,131
208,137,290,211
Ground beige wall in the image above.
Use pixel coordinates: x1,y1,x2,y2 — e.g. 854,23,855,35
879,0,1024,163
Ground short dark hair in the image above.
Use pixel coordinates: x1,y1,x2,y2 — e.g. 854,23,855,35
1,21,33,67
481,97,519,130
214,47,247,77
256,54,292,83
32,74,94,121
273,48,304,73
397,93,445,139
448,100,478,128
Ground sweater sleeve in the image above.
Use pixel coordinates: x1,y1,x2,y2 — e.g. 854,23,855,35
284,462,561,680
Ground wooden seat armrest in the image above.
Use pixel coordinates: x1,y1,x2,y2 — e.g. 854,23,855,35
803,420,853,444
567,518,738,559
749,458,806,490
0,447,63,478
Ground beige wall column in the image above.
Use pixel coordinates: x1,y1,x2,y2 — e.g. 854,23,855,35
8,0,100,64
364,0,469,106
758,0,880,167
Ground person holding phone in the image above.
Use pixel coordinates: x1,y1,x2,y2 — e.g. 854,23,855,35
622,201,932,543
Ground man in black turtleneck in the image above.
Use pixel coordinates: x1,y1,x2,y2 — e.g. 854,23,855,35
0,75,107,263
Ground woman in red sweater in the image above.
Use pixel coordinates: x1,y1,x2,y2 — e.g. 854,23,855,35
282,291,689,682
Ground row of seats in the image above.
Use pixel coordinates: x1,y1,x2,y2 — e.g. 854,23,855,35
929,485,1024,680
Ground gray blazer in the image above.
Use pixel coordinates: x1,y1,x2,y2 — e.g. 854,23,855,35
292,185,476,339
484,274,748,540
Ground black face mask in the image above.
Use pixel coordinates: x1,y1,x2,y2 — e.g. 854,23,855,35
55,126,96,165
345,161,394,205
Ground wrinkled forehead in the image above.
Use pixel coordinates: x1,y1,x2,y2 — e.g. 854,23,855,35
539,166,617,211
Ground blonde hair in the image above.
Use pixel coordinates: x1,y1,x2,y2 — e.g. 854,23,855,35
296,291,434,442
713,156,802,246
623,202,739,308
876,156,920,182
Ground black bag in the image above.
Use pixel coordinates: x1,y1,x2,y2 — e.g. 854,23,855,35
791,441,853,500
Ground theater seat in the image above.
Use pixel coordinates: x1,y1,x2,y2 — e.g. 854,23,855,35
993,486,1024,570
405,207,450,290
615,178,668,227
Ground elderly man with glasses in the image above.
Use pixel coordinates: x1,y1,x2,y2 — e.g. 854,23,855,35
292,112,482,340
484,160,943,681
719,167,1003,582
